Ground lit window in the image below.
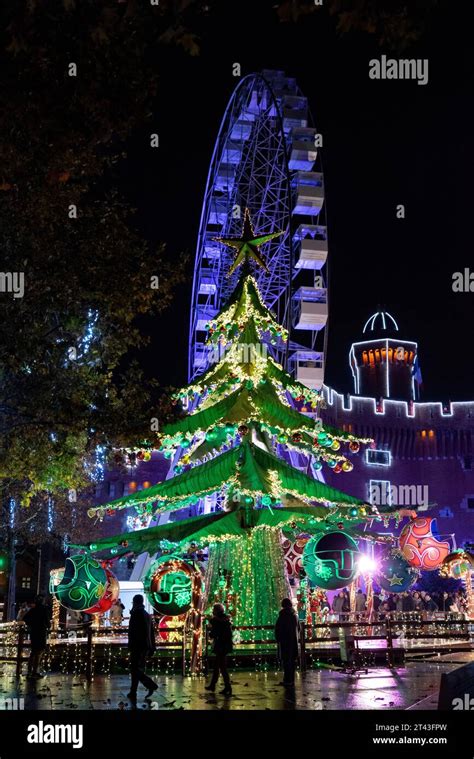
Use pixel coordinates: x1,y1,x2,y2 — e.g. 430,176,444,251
21,577,32,589
366,449,391,467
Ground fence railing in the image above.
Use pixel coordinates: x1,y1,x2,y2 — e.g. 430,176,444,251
1,613,471,681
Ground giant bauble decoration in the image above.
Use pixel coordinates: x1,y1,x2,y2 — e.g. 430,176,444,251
85,567,119,614
53,555,107,611
398,517,450,571
440,550,474,580
377,548,418,593
281,533,310,577
302,530,359,590
144,556,202,616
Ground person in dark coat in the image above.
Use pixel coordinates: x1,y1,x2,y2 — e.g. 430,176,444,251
205,603,233,695
395,594,404,613
275,598,299,688
439,592,451,614
373,593,382,614
23,595,51,679
412,591,424,611
424,594,438,613
127,594,158,704
402,592,414,612
332,591,350,621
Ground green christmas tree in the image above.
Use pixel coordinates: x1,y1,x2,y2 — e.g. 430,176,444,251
84,210,398,626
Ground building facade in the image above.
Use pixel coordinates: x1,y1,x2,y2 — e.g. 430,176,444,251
321,312,474,547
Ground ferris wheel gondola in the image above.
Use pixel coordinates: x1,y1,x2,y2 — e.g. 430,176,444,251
188,69,329,391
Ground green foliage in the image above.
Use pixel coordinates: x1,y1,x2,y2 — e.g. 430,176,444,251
274,0,441,51
0,0,207,540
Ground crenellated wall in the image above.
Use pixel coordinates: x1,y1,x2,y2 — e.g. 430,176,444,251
321,386,474,546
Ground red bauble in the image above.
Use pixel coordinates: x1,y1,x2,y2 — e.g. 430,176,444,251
348,442,360,453
238,425,249,436
281,533,310,577
399,517,450,571
137,451,145,461
85,568,119,614
292,432,302,443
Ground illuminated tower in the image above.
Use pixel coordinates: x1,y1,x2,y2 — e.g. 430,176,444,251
349,311,418,401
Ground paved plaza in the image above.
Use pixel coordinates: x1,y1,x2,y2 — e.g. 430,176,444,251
1,652,472,711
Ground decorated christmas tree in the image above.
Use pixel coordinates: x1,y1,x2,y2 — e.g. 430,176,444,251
83,210,400,626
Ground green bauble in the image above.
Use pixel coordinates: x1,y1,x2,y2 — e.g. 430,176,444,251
302,531,359,590
54,555,107,611
144,557,201,616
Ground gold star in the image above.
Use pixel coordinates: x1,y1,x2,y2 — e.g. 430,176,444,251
388,573,404,586
214,208,283,277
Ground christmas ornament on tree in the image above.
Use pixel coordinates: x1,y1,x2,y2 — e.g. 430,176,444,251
302,531,359,590
53,555,107,611
376,547,418,593
144,557,202,616
399,517,450,571
85,567,120,614
281,533,310,577
439,549,474,579
82,210,404,627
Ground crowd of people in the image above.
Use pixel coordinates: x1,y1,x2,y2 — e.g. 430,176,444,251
14,585,471,700
325,587,470,621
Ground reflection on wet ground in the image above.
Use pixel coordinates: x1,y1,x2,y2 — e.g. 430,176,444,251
1,652,472,711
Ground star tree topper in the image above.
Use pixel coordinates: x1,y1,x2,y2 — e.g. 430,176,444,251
215,208,283,276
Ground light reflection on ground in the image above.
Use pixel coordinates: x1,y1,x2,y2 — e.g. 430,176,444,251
0,652,472,711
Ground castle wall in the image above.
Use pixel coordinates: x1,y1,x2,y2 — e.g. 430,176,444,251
321,387,474,546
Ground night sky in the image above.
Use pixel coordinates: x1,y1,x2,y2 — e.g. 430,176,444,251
119,1,473,402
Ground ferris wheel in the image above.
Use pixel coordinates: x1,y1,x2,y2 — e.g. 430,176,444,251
188,69,329,390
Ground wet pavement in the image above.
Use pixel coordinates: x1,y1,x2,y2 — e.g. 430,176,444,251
1,652,472,711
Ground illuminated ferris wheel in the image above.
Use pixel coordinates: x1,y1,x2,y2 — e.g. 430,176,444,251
188,69,329,390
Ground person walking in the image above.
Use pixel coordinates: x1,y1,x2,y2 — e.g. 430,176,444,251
275,598,299,688
205,603,233,696
127,594,158,705
23,596,50,680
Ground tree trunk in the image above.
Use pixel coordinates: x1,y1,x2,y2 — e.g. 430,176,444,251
6,539,16,621
205,528,290,628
